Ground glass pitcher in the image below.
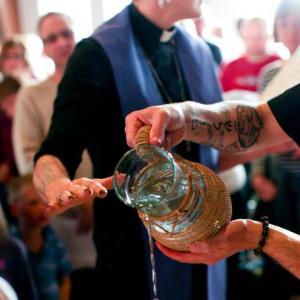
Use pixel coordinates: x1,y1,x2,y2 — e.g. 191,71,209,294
113,126,232,251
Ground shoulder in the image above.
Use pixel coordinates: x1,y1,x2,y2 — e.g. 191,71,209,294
267,54,281,61
260,59,284,75
222,56,246,70
17,78,55,99
0,235,27,259
258,60,284,92
62,37,114,88
70,37,108,64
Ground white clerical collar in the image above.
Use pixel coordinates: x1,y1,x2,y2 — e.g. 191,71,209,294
160,28,177,43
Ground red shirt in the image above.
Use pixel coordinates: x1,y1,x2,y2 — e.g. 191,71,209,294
220,54,280,92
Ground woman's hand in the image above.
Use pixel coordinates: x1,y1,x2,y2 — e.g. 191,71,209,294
33,155,113,214
44,176,113,214
156,219,260,265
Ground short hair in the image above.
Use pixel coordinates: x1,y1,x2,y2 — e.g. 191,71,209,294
0,76,21,103
8,174,34,205
240,17,268,39
274,0,300,41
0,40,29,70
37,12,73,34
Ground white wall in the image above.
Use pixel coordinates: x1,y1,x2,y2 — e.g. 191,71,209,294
16,0,131,36
17,0,38,34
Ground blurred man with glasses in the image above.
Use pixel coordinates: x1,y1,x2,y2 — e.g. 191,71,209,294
13,12,95,300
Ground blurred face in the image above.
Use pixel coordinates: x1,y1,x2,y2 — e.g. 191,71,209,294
39,15,75,68
1,46,27,75
18,184,50,229
241,21,268,56
167,0,203,20
0,94,16,119
276,13,300,54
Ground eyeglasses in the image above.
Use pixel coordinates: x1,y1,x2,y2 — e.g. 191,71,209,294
42,29,74,44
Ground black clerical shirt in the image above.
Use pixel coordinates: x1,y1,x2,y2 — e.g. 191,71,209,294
36,4,198,175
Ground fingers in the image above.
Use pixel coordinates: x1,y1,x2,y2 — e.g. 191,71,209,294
48,177,111,214
125,108,171,147
156,242,212,264
48,190,77,214
150,110,170,146
94,176,114,191
125,114,144,147
73,177,109,198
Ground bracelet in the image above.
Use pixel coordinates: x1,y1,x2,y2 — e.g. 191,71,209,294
254,216,269,256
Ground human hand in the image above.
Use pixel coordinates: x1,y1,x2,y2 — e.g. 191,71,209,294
44,176,113,214
252,175,277,202
125,103,187,148
156,219,259,265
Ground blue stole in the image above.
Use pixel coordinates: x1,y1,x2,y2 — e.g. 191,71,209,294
92,6,226,300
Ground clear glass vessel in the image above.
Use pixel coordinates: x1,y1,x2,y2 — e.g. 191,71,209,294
113,140,232,251
114,145,189,217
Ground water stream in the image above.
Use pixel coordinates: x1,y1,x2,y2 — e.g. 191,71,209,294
145,215,160,300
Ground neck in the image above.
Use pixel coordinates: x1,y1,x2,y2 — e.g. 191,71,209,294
246,52,267,63
133,1,177,30
52,65,66,83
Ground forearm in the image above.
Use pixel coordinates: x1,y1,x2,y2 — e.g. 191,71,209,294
247,220,300,279
182,101,290,154
265,226,300,279
33,155,71,201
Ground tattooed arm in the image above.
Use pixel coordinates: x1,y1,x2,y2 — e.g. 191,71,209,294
33,155,112,214
125,101,294,156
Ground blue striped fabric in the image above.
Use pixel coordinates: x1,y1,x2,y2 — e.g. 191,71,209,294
12,226,72,300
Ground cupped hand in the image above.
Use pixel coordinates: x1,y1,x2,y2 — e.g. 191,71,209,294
156,219,254,265
44,176,113,214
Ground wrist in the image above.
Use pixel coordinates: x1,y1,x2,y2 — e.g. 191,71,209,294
245,219,262,250
181,101,201,141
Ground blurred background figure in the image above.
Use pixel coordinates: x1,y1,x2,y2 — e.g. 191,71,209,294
0,77,21,226
194,16,223,67
221,17,280,93
12,12,96,300
258,0,300,92
0,40,36,85
251,1,300,299
0,202,37,300
9,174,72,300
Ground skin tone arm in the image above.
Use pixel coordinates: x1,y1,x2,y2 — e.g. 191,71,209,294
156,219,300,279
33,155,113,214
125,100,300,279
125,100,296,158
